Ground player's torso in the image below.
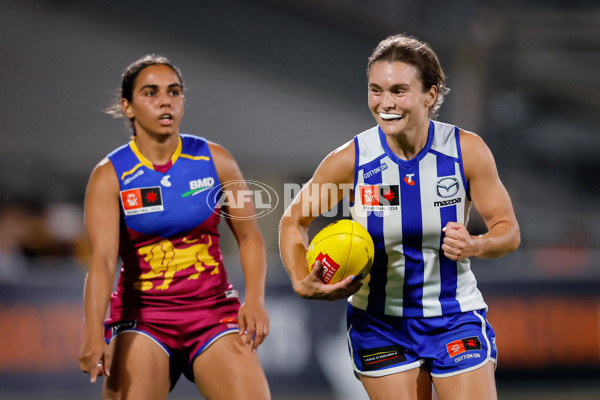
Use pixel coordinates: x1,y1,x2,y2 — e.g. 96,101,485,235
107,135,232,320
349,121,486,318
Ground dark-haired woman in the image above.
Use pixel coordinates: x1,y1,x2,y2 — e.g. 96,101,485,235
279,34,520,399
78,55,271,399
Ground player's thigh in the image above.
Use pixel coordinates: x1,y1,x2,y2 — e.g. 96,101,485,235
359,366,432,400
103,332,171,400
432,361,496,400
192,333,270,400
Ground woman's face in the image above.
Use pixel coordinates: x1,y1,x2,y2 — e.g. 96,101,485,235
122,64,185,137
367,60,436,136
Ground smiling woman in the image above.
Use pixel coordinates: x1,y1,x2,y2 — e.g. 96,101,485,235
78,55,271,399
279,34,520,400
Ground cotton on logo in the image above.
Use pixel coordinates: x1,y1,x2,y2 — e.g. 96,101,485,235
404,174,415,186
446,336,481,357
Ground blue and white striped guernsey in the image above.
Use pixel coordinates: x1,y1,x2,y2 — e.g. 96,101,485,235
349,120,487,318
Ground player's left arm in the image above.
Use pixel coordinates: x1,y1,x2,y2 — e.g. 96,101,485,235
442,130,521,261
209,142,269,350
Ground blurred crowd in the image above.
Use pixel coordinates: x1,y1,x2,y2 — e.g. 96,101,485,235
0,200,88,282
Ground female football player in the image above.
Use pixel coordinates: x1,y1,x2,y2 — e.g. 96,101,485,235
78,55,271,399
279,34,520,399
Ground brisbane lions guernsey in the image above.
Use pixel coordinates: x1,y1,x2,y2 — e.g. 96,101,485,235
106,134,235,323
349,121,487,318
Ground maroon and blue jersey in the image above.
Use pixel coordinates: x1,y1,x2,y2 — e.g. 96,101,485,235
106,134,237,323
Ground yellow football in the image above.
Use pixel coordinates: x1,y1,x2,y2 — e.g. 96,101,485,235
306,219,375,284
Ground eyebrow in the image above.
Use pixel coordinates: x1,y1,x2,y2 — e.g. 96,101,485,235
369,82,410,90
139,83,183,91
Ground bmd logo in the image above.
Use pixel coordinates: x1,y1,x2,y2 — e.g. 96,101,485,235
182,177,216,197
436,177,459,198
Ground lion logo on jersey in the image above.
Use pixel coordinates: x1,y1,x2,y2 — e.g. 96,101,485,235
134,234,219,291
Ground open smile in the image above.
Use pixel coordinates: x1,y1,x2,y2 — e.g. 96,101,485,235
379,112,403,121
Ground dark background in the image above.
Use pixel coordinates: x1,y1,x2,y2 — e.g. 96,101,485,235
0,0,599,398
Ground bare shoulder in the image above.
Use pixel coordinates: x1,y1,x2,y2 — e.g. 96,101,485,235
207,141,242,182
459,128,488,151
84,157,120,219
88,157,118,188
207,140,234,162
207,140,234,166
327,139,355,165
458,129,498,180
314,139,355,185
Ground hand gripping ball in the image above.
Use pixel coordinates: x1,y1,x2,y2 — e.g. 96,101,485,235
306,219,375,284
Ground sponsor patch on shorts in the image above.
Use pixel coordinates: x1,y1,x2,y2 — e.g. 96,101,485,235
446,336,481,358
219,317,239,330
111,320,137,336
358,345,406,371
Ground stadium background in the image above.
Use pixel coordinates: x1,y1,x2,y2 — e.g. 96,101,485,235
0,0,599,398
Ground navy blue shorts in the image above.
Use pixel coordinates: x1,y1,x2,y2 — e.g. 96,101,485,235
347,305,497,377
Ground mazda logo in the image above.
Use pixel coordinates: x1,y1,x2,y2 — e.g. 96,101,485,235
436,177,459,198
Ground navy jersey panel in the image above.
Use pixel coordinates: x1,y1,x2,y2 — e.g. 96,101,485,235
108,134,221,239
105,135,236,323
349,121,487,318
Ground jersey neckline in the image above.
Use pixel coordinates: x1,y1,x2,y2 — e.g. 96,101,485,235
377,120,434,168
129,136,183,173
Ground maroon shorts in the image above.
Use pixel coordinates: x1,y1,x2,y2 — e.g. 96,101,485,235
105,295,240,387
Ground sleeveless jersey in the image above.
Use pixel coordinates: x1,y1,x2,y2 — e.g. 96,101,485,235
106,134,234,323
349,120,487,318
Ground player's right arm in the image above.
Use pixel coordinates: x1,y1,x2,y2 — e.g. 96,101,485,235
78,158,120,383
279,140,362,301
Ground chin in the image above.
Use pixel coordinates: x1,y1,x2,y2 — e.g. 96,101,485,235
378,122,403,135
157,127,178,135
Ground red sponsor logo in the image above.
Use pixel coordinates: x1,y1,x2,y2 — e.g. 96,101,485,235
120,187,163,215
360,185,380,206
446,336,481,357
121,188,143,211
381,188,396,202
219,317,239,330
315,252,340,284
360,185,399,206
